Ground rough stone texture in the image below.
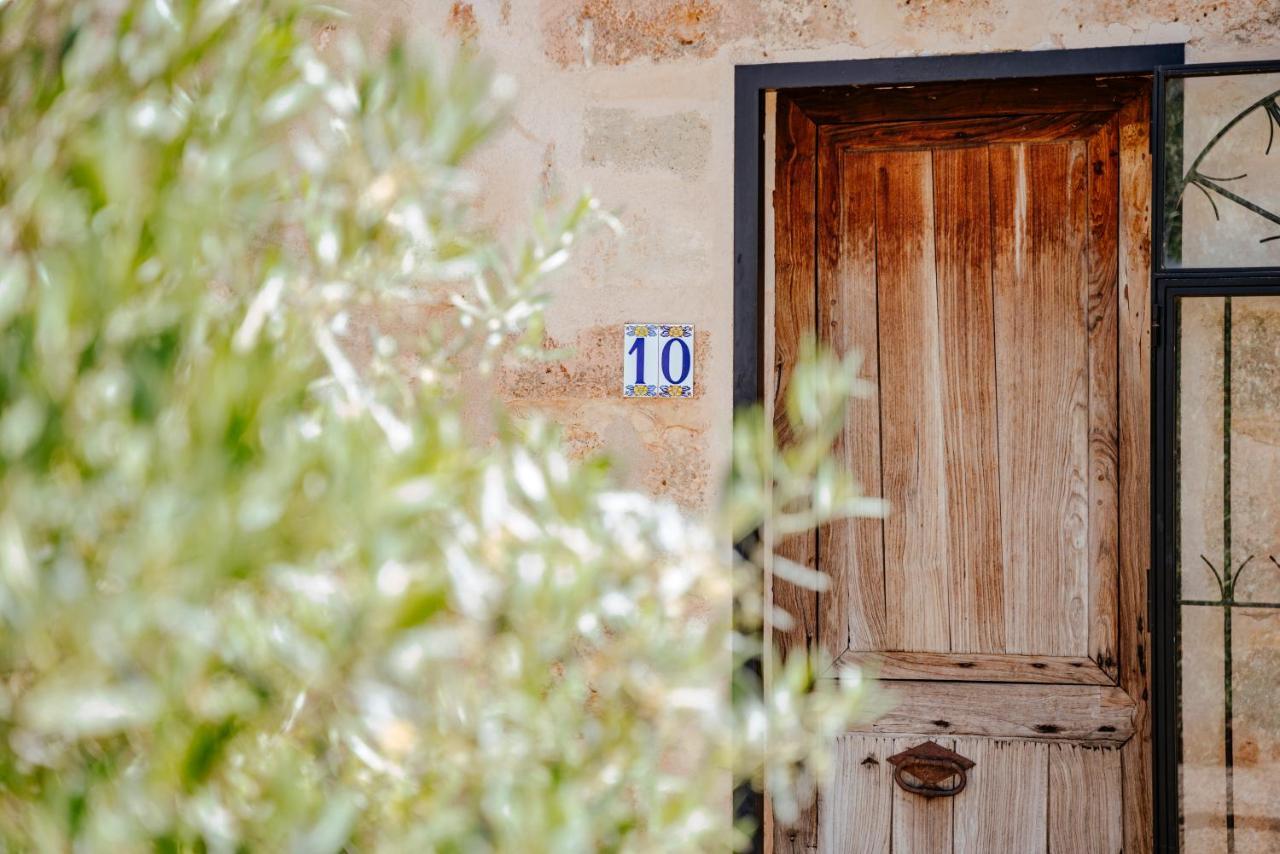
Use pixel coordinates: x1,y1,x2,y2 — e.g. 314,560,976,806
582,108,710,177
447,0,480,43
509,398,713,509
334,0,1280,513
538,0,865,67
541,0,734,66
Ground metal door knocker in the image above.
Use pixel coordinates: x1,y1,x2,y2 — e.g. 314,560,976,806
886,740,975,798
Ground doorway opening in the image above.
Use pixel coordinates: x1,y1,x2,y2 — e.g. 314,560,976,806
763,69,1154,854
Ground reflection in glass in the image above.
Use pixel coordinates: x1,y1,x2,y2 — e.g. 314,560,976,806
1163,71,1280,269
1177,296,1280,853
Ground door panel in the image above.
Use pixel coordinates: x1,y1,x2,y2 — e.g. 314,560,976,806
773,82,1153,852
821,129,1114,665
821,736,1123,853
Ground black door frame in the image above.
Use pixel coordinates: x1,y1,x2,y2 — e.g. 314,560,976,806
731,43,1185,852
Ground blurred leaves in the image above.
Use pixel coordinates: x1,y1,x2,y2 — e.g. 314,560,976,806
0,0,884,850
727,340,886,542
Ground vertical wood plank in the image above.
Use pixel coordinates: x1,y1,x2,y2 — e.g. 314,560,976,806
772,95,819,664
1116,89,1153,854
1064,138,1092,660
953,738,1049,853
1048,744,1123,853
991,141,1090,657
818,143,886,658
933,145,1005,655
892,737,955,852
771,95,820,854
989,143,1031,657
1086,118,1121,681
820,736,894,854
878,149,952,653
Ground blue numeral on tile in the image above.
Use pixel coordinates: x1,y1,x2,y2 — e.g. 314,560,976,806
661,338,690,384
628,335,646,384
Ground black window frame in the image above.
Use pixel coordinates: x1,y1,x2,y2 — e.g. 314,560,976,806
1152,278,1280,854
1153,59,1280,279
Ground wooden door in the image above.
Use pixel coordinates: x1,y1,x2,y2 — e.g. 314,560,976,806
771,79,1153,853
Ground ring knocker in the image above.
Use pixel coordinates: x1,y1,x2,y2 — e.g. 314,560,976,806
886,740,976,798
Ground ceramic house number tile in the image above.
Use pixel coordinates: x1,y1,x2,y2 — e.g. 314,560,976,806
622,323,694,398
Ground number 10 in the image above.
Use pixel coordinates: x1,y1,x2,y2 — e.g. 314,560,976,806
627,336,691,385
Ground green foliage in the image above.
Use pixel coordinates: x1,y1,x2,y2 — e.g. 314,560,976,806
0,0,883,850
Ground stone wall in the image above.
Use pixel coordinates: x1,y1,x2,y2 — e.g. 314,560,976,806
339,0,1280,514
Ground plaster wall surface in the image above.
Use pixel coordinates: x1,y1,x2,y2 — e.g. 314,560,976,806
338,0,1280,514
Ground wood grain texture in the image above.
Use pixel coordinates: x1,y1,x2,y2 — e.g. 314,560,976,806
1086,118,1121,682
774,803,819,854
875,149,952,654
990,141,1091,657
1116,90,1153,854
953,738,1049,853
771,96,820,854
788,75,1150,125
843,680,1135,744
933,145,1005,655
825,111,1111,151
1048,744,1123,853
772,96,819,662
816,136,885,659
820,736,893,854
1065,138,1093,660
836,650,1114,685
892,736,954,852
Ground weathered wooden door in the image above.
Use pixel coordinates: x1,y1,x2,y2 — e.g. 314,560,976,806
771,78,1153,852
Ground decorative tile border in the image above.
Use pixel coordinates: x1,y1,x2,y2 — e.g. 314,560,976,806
622,323,694,399
623,323,693,339
623,383,694,398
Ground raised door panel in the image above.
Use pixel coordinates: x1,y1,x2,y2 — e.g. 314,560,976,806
815,119,1120,674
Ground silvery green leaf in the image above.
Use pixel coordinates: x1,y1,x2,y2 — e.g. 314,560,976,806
20,679,163,737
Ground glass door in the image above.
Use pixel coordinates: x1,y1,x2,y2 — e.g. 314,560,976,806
1154,60,1280,854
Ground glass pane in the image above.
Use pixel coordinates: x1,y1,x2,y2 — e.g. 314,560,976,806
1163,70,1280,269
1177,295,1280,852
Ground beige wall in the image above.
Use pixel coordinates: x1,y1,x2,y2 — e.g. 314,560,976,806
341,0,1280,514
